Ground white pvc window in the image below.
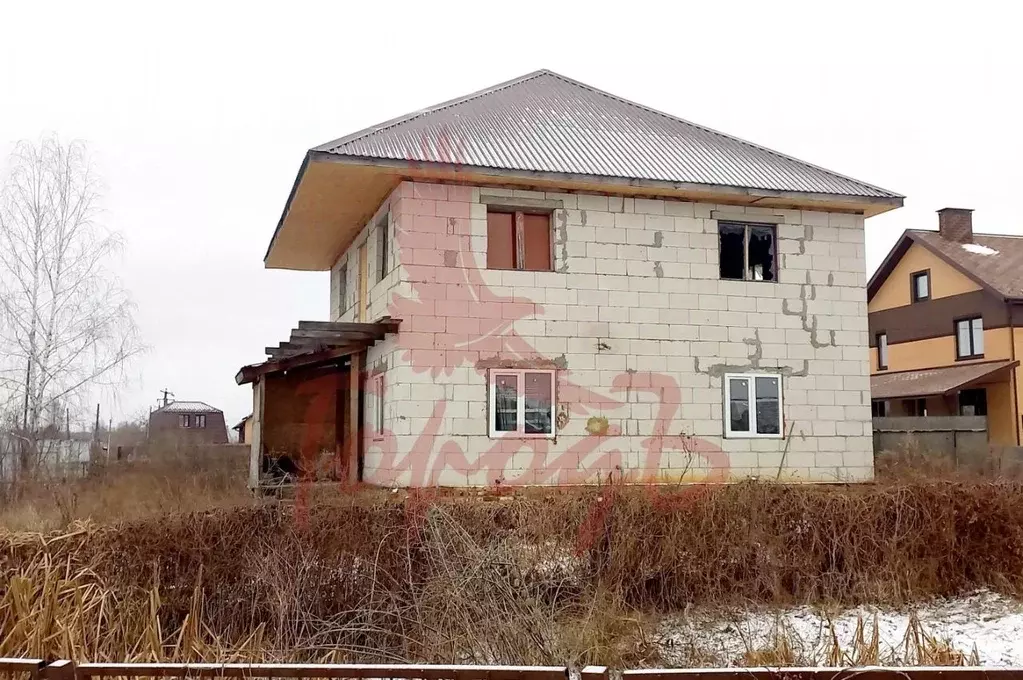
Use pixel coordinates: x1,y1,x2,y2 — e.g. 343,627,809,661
724,373,783,438
488,369,556,438
956,317,984,358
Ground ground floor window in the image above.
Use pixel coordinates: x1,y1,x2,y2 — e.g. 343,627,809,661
488,369,555,438
724,373,782,437
871,400,889,418
902,398,927,416
958,388,988,416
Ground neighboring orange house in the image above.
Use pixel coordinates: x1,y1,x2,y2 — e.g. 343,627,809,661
868,208,1023,445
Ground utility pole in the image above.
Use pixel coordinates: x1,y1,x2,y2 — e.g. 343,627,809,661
160,388,173,408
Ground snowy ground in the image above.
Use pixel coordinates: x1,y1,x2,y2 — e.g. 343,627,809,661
657,591,1023,667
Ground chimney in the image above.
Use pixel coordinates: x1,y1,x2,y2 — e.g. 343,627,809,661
937,208,973,243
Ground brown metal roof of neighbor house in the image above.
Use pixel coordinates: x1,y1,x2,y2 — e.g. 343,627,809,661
315,69,902,200
868,229,1023,301
871,360,1018,400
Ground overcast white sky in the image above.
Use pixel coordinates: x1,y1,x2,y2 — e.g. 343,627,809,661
1,1,1021,429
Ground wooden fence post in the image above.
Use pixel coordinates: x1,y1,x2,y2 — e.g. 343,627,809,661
42,660,76,680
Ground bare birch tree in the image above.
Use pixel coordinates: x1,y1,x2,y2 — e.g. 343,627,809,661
0,136,141,478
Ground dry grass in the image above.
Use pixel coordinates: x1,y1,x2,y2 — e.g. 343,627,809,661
0,451,253,531
734,613,981,667
2,478,1023,665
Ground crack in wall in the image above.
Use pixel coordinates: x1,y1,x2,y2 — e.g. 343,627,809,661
652,231,663,248
780,271,835,349
654,261,663,278
556,209,570,273
695,330,809,378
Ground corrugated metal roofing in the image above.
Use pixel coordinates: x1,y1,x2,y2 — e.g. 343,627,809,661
155,401,222,414
315,69,901,200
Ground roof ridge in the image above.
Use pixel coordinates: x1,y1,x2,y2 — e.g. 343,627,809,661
538,70,903,199
914,228,1023,240
313,69,552,153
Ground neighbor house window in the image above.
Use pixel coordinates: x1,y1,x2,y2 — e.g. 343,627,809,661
959,388,988,416
955,317,984,358
338,261,348,314
179,414,191,428
871,400,888,418
724,373,782,437
377,214,389,282
876,332,889,370
196,414,206,428
719,221,776,282
486,211,552,271
911,270,930,302
903,398,927,417
488,369,555,438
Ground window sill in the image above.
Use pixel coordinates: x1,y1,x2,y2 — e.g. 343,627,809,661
489,432,556,440
724,432,784,440
956,354,985,362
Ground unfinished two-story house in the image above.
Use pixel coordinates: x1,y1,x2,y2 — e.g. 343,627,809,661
236,69,903,488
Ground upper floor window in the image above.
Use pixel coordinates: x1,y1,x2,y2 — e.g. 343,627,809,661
196,414,207,428
486,211,552,271
724,373,782,438
179,414,191,428
338,261,348,313
911,270,930,302
719,221,776,282
871,400,888,418
488,369,555,438
955,317,984,359
876,332,889,370
377,214,389,282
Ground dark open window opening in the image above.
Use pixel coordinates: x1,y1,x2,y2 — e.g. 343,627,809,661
876,332,889,370
871,400,888,418
486,210,552,271
902,398,927,417
955,316,984,359
719,221,776,281
958,388,988,416
911,270,930,302
377,214,389,282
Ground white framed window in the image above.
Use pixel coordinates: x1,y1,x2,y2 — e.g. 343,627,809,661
488,369,556,438
724,373,783,438
955,317,983,358
374,375,385,433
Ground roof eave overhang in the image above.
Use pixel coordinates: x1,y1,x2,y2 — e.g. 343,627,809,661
265,154,904,271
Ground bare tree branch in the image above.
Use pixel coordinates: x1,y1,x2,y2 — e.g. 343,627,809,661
0,135,143,480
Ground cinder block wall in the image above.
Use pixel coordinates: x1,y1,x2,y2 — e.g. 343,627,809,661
332,181,873,485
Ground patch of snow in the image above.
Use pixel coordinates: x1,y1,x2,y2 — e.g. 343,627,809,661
658,590,1023,667
962,243,999,256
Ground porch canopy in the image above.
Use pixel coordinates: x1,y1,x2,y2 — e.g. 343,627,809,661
871,359,1019,400
235,318,400,385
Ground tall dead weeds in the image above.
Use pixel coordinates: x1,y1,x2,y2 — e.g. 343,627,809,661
2,479,1022,664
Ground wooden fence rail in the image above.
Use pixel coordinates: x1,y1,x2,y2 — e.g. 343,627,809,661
0,663,571,680
3,662,1023,680
623,669,1023,680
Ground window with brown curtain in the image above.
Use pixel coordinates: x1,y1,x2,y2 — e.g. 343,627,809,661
486,210,552,271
